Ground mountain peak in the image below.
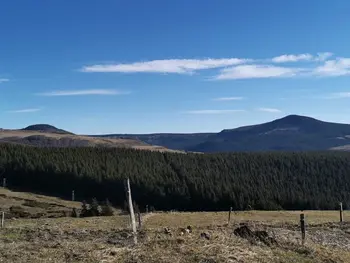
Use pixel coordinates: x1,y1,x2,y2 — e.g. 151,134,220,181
22,124,72,135
272,114,320,125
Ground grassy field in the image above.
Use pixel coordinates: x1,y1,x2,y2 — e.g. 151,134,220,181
1,189,350,262
1,209,350,262
144,210,350,228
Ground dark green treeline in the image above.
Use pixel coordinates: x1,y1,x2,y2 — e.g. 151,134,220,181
1,143,350,211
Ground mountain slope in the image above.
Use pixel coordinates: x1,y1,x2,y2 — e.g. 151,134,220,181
94,133,213,150
95,115,350,152
188,115,350,152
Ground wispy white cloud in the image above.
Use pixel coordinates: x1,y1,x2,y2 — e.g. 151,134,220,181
80,52,350,80
8,108,42,113
38,89,127,96
80,58,248,74
0,78,9,83
313,58,350,77
324,92,350,99
271,52,333,63
213,96,244,101
215,65,301,80
214,55,349,80
185,109,246,114
315,52,333,61
272,54,313,63
257,108,282,113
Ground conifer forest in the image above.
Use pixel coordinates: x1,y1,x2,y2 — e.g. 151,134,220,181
1,143,350,211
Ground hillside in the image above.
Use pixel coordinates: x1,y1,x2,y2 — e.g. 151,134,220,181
22,124,73,134
95,133,213,150
1,144,350,211
188,115,350,152
97,115,350,152
0,129,180,152
0,187,81,218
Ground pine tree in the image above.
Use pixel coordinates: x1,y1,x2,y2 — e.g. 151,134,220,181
90,198,101,216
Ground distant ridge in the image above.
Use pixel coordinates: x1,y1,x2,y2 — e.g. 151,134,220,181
22,124,73,135
0,125,179,152
94,115,350,152
189,114,350,152
2,114,350,152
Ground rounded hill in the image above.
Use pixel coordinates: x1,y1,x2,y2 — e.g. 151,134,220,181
22,124,73,135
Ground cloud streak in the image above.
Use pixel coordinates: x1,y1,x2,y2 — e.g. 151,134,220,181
8,108,41,113
325,92,350,99
0,78,9,83
81,58,247,74
213,97,244,101
313,58,350,77
185,109,245,114
38,89,127,96
215,57,350,80
215,65,301,80
257,108,282,113
271,52,332,63
272,53,313,63
80,52,350,80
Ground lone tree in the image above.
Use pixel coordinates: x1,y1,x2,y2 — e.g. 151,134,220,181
101,198,114,216
71,208,79,218
90,198,101,216
80,200,90,217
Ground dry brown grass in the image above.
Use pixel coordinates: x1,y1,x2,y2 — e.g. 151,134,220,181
0,188,81,209
144,210,350,229
0,188,83,219
1,209,350,262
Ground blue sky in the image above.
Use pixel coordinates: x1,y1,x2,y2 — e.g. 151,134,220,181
1,0,350,134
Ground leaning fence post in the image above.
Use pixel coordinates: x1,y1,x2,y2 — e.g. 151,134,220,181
1,211,4,228
228,207,233,225
340,202,343,223
126,178,137,245
300,213,306,245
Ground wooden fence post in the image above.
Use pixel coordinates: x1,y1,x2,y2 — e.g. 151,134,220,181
72,190,75,201
1,212,4,228
340,202,343,223
126,178,137,245
228,207,232,225
138,211,142,229
2,178,6,188
300,213,306,245
146,205,149,214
